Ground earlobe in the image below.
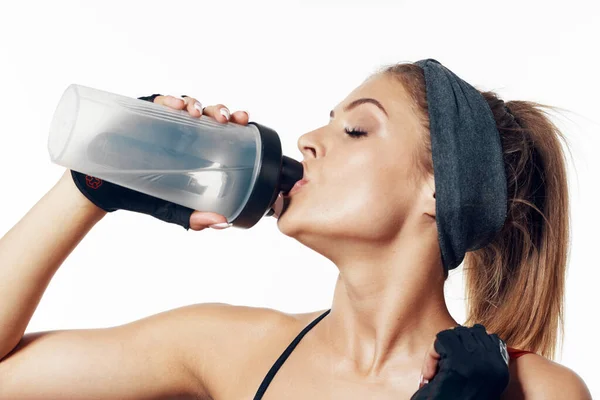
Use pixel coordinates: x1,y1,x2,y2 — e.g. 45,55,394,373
426,193,436,218
424,174,436,218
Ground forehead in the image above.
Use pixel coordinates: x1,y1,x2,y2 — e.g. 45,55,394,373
337,74,414,118
336,73,422,132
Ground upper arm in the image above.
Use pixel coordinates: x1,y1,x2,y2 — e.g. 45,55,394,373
0,302,275,400
507,354,592,400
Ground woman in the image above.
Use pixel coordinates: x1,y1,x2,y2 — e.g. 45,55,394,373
0,59,591,399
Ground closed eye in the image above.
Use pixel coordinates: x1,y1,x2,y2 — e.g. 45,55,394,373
345,127,368,138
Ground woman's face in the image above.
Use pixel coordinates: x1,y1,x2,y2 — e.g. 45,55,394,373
278,73,434,253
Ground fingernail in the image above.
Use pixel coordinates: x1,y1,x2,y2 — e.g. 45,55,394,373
419,374,429,388
175,95,186,103
209,222,232,229
194,101,203,113
220,107,230,120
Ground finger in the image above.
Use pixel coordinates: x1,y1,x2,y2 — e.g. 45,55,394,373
453,325,478,353
421,340,441,382
202,104,231,123
181,96,203,118
154,95,187,110
230,110,249,125
470,324,493,351
433,328,462,363
189,211,229,231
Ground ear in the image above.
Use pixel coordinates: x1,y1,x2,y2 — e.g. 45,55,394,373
423,173,436,218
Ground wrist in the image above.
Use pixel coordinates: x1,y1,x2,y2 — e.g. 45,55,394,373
59,170,108,220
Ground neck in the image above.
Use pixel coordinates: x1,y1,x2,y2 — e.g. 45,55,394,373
315,225,458,379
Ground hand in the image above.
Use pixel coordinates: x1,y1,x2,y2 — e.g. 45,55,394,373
410,324,510,400
70,93,250,231
152,95,250,229
153,94,250,126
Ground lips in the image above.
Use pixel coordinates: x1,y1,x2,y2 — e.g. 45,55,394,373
285,178,309,197
283,161,310,198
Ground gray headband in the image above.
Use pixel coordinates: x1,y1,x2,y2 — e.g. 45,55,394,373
413,59,508,274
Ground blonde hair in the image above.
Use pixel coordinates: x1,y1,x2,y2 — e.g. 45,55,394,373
381,63,571,360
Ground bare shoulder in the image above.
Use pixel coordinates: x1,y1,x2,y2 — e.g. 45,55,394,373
503,353,592,400
171,301,295,368
171,302,314,399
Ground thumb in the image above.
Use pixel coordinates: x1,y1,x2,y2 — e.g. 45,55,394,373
189,211,229,231
420,339,441,387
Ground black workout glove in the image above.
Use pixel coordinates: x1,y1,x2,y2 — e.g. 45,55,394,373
71,93,195,230
410,324,510,400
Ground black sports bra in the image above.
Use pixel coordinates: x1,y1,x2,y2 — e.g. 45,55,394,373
253,309,331,399
252,308,533,399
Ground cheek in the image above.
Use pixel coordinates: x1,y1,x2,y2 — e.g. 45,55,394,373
278,146,418,237
324,151,384,203
335,168,413,224
331,147,415,201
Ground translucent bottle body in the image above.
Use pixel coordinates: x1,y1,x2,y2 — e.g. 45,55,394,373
48,84,262,221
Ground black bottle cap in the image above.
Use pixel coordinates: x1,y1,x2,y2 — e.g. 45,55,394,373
231,122,303,229
279,156,304,193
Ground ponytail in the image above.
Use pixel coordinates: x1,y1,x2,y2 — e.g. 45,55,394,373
383,63,571,360
463,95,570,360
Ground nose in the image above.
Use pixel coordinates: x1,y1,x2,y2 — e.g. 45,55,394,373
297,128,323,160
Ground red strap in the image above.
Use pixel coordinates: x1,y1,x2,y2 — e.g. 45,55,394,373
507,346,535,359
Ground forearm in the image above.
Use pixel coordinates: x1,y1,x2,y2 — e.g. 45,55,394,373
0,170,107,360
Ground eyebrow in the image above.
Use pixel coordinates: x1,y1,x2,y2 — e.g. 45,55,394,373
330,97,389,119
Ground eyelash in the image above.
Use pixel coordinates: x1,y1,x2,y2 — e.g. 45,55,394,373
344,127,368,138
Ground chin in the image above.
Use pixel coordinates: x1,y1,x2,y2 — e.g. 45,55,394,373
275,202,319,240
275,207,301,237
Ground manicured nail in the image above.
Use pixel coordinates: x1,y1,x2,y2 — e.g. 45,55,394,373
209,222,232,229
193,101,203,113
175,95,186,103
419,374,429,388
220,108,230,120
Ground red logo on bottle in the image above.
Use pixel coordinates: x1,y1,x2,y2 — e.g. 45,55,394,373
85,175,103,189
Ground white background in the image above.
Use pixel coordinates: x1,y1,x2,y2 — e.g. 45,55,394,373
0,0,598,396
